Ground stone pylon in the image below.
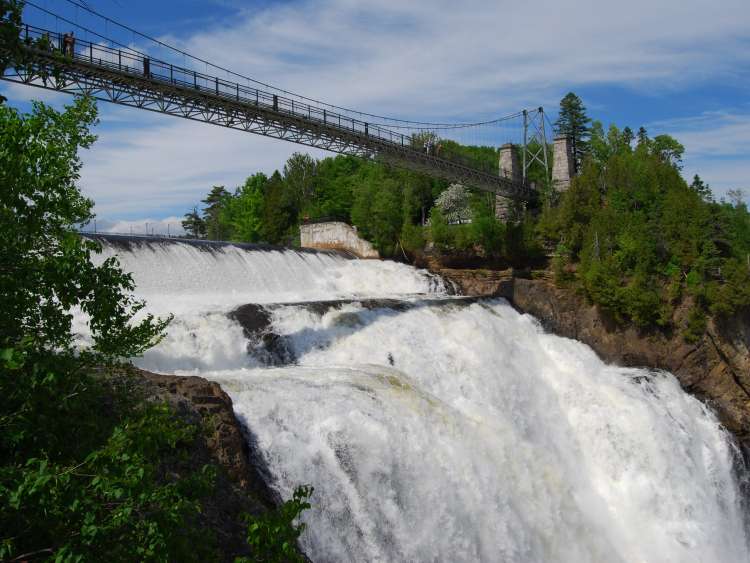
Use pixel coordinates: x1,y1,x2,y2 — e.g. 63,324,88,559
496,143,521,222
552,136,575,192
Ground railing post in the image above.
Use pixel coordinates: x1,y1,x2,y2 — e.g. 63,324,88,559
194,71,197,88
255,91,259,106
215,76,219,94
236,83,239,101
170,64,173,83
89,42,92,61
273,95,278,111
365,123,368,136
323,109,326,124
118,50,121,70
25,24,28,41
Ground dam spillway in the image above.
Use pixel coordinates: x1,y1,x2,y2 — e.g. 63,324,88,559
87,236,750,562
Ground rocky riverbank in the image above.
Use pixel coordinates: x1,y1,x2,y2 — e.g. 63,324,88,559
433,267,750,448
131,368,284,561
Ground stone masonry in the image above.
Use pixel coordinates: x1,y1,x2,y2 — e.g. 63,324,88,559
552,136,575,192
496,143,521,221
300,221,380,258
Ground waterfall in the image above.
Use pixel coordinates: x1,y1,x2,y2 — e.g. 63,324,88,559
92,236,750,562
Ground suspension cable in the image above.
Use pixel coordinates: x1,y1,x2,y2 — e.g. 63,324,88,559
46,0,523,129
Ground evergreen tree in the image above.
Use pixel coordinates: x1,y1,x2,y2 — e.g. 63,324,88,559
636,126,649,147
260,171,293,244
555,92,591,172
181,207,206,238
622,126,635,149
201,185,231,240
690,174,713,203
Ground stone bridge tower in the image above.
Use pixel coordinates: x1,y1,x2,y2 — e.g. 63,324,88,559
495,143,521,222
552,136,575,192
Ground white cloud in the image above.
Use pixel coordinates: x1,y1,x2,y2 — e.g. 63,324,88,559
80,107,325,217
8,0,750,219
651,111,750,158
649,110,750,198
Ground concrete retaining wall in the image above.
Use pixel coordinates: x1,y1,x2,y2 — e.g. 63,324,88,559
300,222,380,259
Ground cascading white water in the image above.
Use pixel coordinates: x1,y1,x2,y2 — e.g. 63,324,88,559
94,237,750,562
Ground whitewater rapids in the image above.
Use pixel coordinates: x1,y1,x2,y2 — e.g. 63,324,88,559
92,236,750,562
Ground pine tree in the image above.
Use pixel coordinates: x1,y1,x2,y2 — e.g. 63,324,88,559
621,126,635,150
636,126,649,147
690,174,713,203
181,207,206,239
555,92,591,173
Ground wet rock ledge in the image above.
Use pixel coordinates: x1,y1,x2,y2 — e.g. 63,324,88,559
435,267,750,448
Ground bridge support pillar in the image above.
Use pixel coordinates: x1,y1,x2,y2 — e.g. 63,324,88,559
552,136,575,192
496,143,521,222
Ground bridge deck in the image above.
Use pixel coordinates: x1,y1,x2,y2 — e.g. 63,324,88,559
2,24,531,198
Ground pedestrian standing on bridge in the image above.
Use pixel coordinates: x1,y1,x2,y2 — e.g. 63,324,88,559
62,32,75,57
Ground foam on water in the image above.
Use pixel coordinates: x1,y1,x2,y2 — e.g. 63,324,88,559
97,238,750,562
94,238,444,315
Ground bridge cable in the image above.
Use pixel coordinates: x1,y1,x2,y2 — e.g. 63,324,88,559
47,0,523,129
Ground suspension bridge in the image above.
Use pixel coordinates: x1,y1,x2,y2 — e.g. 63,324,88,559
1,1,565,201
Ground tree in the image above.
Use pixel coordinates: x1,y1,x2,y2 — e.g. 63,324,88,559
227,173,266,242
636,126,649,147
0,0,23,103
283,152,317,213
727,188,746,207
621,126,635,149
0,97,168,355
260,171,293,244
434,183,472,224
181,207,206,238
690,174,713,203
555,92,591,172
201,185,231,240
650,134,685,169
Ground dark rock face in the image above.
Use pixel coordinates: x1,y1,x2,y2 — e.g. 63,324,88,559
135,369,279,560
437,269,750,447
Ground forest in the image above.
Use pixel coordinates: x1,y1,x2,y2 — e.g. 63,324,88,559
183,92,750,341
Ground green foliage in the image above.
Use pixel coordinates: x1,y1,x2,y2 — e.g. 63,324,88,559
202,185,233,240
236,486,313,563
1,98,312,561
541,109,750,335
683,307,707,343
0,97,169,358
400,222,426,254
0,356,218,562
0,1,23,94
225,173,267,243
182,207,206,238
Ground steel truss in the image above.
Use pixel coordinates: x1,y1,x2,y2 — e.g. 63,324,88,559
2,37,531,199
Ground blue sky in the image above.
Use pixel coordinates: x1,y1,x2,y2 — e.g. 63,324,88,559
3,0,750,233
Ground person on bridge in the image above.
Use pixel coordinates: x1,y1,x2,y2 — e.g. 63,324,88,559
62,32,75,57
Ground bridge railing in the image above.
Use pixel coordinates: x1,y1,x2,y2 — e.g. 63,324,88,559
19,23,500,179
